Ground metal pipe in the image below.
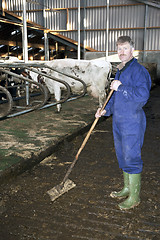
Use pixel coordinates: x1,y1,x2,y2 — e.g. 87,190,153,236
22,0,29,106
143,4,148,62
25,65,86,102
0,62,87,99
22,0,28,63
106,0,109,60
44,32,49,61
0,63,88,119
25,66,72,104
43,9,49,61
78,0,81,60
44,64,87,98
0,68,48,109
0,62,87,97
83,0,86,60
7,94,86,119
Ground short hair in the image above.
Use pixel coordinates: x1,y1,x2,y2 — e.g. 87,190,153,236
116,36,134,47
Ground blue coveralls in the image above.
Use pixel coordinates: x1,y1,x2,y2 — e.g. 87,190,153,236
104,58,151,174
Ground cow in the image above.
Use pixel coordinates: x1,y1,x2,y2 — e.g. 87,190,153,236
43,58,112,112
26,68,45,90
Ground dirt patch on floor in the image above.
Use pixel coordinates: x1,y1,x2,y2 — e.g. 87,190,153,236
0,95,98,171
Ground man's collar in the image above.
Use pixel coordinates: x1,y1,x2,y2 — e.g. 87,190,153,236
117,57,134,71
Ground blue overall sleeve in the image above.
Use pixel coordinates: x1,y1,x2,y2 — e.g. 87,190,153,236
117,65,151,105
104,92,115,117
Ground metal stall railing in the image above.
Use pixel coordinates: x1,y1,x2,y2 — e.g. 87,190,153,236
0,85,13,118
0,67,49,118
0,62,87,119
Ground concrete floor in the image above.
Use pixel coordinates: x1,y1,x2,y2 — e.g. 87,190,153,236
0,86,160,239
0,94,100,183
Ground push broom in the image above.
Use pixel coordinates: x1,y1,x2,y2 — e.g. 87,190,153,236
47,89,114,201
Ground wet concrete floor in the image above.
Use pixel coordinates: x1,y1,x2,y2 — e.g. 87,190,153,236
0,86,160,240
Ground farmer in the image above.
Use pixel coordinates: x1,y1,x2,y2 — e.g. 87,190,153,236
95,36,151,210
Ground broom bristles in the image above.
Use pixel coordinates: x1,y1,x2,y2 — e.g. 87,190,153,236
47,179,76,201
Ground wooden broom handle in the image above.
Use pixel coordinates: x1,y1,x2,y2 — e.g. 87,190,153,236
75,89,114,159
62,89,114,184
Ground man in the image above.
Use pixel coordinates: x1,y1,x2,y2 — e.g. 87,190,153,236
95,36,151,210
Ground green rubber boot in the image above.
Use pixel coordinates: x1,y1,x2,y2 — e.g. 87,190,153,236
110,171,129,199
118,173,141,210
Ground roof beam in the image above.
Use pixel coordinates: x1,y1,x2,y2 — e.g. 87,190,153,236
135,0,160,8
0,39,55,49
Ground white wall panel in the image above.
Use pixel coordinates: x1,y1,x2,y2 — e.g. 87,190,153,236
148,6,160,27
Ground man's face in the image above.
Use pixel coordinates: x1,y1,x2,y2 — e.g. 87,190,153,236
117,42,134,64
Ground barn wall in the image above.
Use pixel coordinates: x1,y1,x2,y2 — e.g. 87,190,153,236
2,0,160,76
4,0,160,51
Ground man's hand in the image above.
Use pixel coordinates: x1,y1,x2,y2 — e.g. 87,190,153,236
95,108,106,118
110,80,122,91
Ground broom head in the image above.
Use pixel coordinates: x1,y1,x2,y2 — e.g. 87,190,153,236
47,179,76,201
